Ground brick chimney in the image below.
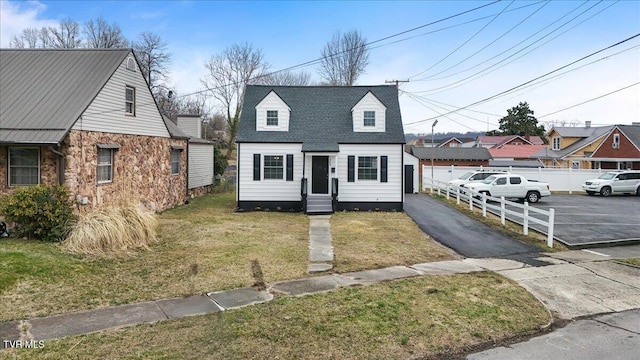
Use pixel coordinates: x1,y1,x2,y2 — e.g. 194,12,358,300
585,120,591,128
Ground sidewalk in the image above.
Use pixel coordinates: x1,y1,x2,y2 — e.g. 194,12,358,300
3,247,640,346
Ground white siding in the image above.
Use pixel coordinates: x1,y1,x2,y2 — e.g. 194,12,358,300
351,92,386,133
188,143,214,189
337,144,403,202
255,91,290,132
177,116,201,138
73,54,170,138
404,152,419,194
237,143,303,201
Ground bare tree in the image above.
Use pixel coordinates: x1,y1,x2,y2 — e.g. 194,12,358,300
318,29,369,86
84,17,128,48
201,42,270,157
255,70,311,86
133,32,172,93
48,19,82,48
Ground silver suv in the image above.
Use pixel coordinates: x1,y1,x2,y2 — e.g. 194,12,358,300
448,170,508,190
582,170,640,196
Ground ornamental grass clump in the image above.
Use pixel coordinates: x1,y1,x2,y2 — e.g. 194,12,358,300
62,202,157,257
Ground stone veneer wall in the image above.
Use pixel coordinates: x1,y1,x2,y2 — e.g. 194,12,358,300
63,130,187,211
188,184,212,198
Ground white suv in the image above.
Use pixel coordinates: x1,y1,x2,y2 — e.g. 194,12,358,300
448,170,508,190
582,170,640,196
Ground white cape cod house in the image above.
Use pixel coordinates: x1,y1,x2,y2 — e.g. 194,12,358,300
236,85,406,214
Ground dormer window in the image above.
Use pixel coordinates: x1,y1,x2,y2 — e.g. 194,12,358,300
364,111,375,127
552,137,560,150
267,110,278,126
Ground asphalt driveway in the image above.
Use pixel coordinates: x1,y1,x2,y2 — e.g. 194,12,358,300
404,194,542,263
501,194,640,248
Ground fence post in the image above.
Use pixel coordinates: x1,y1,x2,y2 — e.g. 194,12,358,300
568,167,572,194
456,188,461,205
500,197,506,225
482,194,487,217
430,177,434,193
446,186,450,200
523,201,529,235
547,208,555,248
469,192,474,211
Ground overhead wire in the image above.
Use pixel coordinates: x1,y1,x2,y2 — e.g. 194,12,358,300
404,32,640,126
538,82,640,118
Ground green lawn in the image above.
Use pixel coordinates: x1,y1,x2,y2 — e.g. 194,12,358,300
4,272,550,360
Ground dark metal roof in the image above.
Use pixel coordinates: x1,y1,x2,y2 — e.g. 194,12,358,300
236,85,405,144
162,116,190,139
411,146,492,160
0,49,131,144
619,125,640,149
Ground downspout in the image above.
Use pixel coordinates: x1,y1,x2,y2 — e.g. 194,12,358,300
185,140,190,201
48,145,65,186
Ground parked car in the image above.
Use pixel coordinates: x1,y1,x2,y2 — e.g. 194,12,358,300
465,174,551,203
447,170,508,190
582,170,640,196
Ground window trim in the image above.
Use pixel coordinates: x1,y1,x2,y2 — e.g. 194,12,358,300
97,148,114,184
8,147,40,187
357,156,378,181
612,133,620,149
363,111,376,127
171,149,181,175
266,110,278,126
552,137,560,150
125,85,136,116
263,154,284,180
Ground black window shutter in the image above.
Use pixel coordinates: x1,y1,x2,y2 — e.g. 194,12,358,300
253,154,261,181
286,154,294,181
347,156,355,182
380,156,388,183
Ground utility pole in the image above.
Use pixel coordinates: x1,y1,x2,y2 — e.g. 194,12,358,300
385,79,409,88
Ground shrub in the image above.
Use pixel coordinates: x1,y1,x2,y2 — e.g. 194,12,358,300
0,185,75,242
62,202,157,257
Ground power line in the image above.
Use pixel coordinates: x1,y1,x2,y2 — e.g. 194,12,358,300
404,32,640,126
81,1,503,118
538,82,640,118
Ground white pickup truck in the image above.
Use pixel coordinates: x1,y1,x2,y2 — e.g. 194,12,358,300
465,174,551,203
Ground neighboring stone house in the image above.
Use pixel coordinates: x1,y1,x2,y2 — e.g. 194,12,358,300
0,49,190,211
236,85,406,213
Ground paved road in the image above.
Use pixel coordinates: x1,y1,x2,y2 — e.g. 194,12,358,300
404,194,541,261
468,308,640,359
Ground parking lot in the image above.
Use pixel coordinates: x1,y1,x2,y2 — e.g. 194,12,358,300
503,194,640,248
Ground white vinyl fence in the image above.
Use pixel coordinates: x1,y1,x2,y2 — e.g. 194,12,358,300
422,165,605,193
428,179,556,248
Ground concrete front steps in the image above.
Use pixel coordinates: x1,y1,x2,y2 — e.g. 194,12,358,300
306,196,333,214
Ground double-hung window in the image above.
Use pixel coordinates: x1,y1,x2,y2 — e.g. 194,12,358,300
266,110,278,126
363,111,375,127
358,156,377,180
171,149,181,175
125,86,135,115
97,148,114,184
264,155,284,179
8,148,39,186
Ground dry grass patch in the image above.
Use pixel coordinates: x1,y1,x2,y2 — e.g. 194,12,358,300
331,212,458,272
618,258,640,267
62,203,157,256
8,272,551,359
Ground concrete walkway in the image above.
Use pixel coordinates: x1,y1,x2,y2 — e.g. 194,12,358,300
307,215,334,273
3,248,640,346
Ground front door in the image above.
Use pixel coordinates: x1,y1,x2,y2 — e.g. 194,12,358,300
312,156,329,194
404,165,414,194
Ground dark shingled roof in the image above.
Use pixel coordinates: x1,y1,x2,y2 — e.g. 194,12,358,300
411,146,492,161
0,49,131,144
236,85,405,148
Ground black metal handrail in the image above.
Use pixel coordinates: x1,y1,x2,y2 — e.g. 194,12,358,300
301,178,308,212
331,178,339,211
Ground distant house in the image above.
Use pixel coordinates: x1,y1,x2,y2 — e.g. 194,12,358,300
590,125,640,170
0,49,192,211
488,144,547,168
476,135,544,148
533,124,613,169
236,85,406,213
411,146,492,180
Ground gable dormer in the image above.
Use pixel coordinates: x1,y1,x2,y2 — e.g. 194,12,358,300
351,91,386,132
255,90,290,132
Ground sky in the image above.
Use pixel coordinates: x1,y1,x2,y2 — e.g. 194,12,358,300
2,0,639,135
